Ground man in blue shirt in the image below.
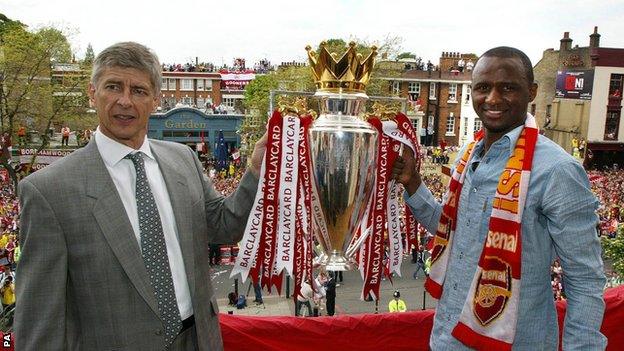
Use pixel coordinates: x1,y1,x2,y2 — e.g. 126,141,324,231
393,47,606,350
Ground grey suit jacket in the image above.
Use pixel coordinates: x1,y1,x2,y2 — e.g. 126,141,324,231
15,138,258,350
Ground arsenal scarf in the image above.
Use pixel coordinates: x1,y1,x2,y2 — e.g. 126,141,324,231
424,114,538,350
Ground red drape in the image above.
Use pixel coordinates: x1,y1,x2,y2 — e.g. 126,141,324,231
220,285,624,351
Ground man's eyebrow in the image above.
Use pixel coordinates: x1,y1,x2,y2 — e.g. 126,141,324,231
101,78,122,85
131,83,150,90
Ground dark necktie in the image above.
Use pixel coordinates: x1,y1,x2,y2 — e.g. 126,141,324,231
126,152,182,347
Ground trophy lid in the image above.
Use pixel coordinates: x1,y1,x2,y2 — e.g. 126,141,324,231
306,41,377,95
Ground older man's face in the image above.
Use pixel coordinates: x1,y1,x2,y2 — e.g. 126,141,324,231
88,67,158,149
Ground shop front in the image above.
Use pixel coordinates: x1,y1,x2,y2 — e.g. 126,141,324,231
148,107,243,154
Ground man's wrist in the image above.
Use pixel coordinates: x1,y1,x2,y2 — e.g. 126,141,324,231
406,174,422,196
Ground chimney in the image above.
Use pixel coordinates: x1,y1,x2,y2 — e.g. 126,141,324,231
560,32,572,51
590,26,601,48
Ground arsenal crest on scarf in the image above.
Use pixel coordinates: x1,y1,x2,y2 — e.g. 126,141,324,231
231,42,422,303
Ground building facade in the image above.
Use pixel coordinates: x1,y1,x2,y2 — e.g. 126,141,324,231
148,107,243,155
384,52,478,147
160,71,223,111
533,27,624,168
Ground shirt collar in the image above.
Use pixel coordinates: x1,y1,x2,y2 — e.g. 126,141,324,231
476,113,531,155
94,127,154,167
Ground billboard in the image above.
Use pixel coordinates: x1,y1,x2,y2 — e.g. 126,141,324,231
555,70,594,100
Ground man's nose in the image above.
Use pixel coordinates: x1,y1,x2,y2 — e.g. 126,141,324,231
116,88,133,108
485,88,503,105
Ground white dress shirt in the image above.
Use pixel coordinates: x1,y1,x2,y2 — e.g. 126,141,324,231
95,129,193,320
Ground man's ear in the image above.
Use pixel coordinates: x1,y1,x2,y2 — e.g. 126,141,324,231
87,83,96,107
529,83,538,102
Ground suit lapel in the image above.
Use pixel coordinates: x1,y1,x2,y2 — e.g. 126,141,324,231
84,140,160,317
150,142,197,297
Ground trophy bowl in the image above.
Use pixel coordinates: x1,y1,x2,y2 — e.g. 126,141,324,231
309,91,378,271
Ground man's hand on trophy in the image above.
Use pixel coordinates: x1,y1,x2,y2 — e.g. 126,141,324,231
392,146,422,196
249,132,268,177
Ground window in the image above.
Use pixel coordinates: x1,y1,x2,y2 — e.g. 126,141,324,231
448,84,458,102
465,85,471,104
412,118,420,133
197,79,204,91
446,112,455,135
391,81,401,95
605,110,621,140
474,119,483,134
408,82,420,100
168,78,177,91
162,96,176,110
546,104,552,117
181,79,193,91
223,97,236,108
161,78,167,91
429,83,437,100
609,74,623,96
197,97,205,108
181,96,193,105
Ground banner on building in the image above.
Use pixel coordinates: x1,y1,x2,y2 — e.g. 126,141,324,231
220,71,255,90
555,70,594,100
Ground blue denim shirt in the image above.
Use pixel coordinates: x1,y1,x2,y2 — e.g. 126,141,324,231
406,125,606,350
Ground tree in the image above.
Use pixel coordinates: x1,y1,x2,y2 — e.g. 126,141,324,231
83,43,95,65
603,235,624,278
0,18,90,192
397,52,417,60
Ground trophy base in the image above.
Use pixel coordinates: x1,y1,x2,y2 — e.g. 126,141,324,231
313,252,328,266
324,251,353,271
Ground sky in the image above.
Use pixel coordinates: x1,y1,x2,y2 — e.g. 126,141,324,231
3,0,624,68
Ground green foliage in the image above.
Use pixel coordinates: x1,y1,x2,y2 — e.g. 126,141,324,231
603,235,624,277
243,74,277,120
397,52,417,60
0,20,89,191
83,43,95,65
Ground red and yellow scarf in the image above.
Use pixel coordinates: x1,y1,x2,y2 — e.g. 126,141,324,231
424,114,538,350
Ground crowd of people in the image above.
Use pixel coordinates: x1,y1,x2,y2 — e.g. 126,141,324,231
162,62,216,72
1,143,624,318
588,168,624,238
161,58,273,75
0,177,18,316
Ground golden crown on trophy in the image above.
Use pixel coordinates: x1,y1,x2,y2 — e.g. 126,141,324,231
305,41,377,94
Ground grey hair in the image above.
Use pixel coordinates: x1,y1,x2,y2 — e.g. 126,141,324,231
91,42,161,95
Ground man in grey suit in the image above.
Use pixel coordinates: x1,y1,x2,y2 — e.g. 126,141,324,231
15,42,267,350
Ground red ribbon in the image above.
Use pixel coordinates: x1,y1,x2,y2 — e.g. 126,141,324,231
259,111,283,290
395,112,422,171
362,117,391,300
293,115,313,298
404,204,418,254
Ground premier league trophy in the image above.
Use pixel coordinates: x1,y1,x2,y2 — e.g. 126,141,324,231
306,42,379,271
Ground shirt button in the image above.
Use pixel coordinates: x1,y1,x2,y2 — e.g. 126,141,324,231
473,187,477,193
453,283,458,290
467,219,471,226
446,314,451,322
155,329,163,336
459,251,464,259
